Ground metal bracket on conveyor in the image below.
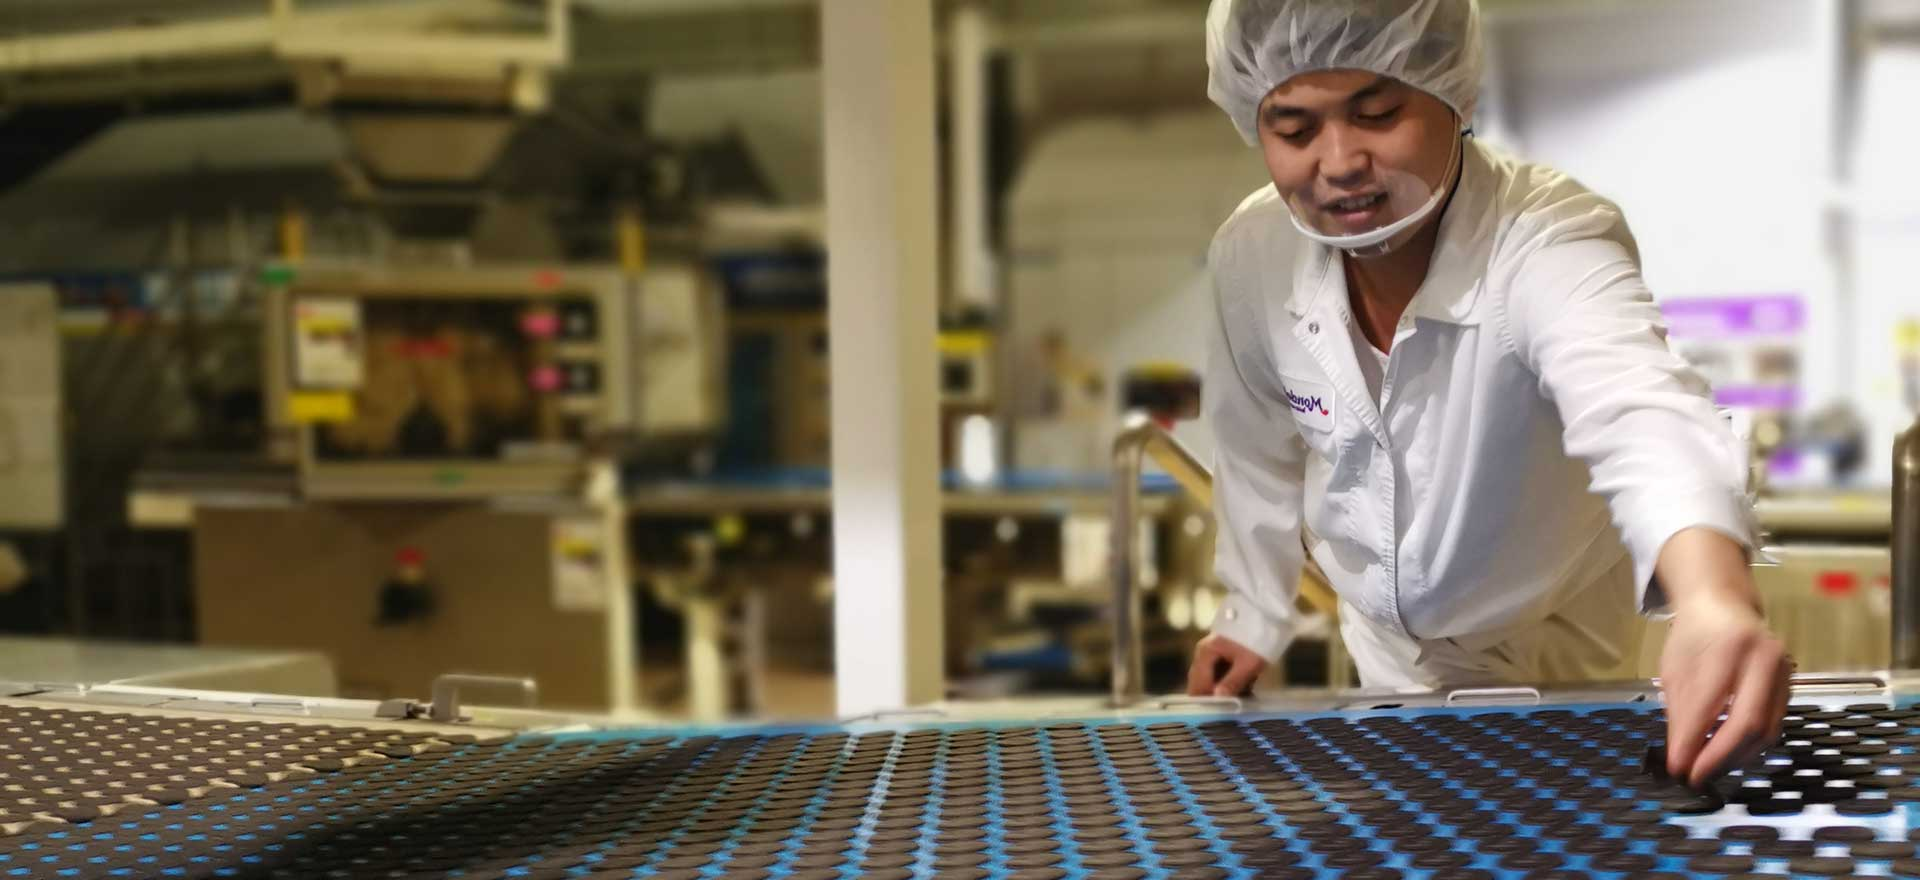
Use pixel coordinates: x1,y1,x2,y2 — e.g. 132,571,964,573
841,706,951,726
0,681,85,699
1641,673,1889,702
1443,686,1542,707
377,673,539,724
4,682,400,720
1148,695,1247,713
1780,674,1890,700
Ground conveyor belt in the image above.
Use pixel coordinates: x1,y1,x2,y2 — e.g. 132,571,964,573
6,700,1920,878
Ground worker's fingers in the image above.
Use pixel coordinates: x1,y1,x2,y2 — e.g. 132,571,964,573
1767,655,1792,738
1685,639,1788,786
1737,651,1792,769
1187,640,1223,697
1213,653,1265,698
1737,662,1792,771
1689,722,1761,789
1664,652,1737,781
1720,641,1789,780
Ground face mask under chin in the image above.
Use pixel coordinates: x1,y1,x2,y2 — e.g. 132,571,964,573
1341,218,1435,259
1284,129,1465,259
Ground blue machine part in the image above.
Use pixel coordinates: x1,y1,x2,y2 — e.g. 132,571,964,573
976,643,1077,674
5,700,1920,878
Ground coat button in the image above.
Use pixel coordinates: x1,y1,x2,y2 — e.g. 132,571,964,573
1308,321,1320,334
1224,607,1239,621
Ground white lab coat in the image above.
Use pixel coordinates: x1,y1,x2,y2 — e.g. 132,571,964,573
1206,138,1755,688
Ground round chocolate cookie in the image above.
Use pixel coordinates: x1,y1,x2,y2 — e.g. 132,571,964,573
1785,856,1860,876
1687,854,1759,874
1718,825,1780,843
1850,840,1917,859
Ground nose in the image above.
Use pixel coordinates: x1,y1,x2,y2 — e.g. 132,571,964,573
1317,123,1371,187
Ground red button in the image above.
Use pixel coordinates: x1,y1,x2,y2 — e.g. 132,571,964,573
520,309,559,338
529,364,563,392
1816,570,1858,597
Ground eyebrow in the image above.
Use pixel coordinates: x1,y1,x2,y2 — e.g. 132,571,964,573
1348,76,1397,103
1262,104,1310,124
1262,76,1399,124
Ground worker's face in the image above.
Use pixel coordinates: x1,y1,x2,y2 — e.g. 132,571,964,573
1257,71,1460,241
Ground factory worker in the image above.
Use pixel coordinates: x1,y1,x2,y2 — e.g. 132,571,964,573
1186,0,1790,786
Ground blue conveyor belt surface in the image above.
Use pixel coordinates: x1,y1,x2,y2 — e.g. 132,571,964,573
5,701,1920,878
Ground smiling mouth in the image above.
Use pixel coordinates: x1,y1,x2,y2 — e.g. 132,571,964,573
1318,191,1390,231
1323,192,1387,213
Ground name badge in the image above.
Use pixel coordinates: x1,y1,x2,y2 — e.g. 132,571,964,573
1279,373,1336,433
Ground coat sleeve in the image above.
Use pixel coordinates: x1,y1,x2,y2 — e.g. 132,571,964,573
1498,198,1757,615
1205,234,1313,660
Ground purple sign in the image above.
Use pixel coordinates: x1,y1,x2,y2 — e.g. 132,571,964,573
1713,385,1800,410
1662,295,1804,339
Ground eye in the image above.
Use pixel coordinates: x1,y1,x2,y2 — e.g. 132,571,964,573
1356,105,1403,124
1268,120,1315,144
1261,105,1315,143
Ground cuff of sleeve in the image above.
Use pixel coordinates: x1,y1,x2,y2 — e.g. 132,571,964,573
1209,593,1294,663
1625,487,1756,617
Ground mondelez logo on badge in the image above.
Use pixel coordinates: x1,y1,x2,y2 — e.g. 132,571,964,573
1285,386,1329,417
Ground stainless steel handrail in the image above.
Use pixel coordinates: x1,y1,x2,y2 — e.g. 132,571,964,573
1110,415,1203,707
1894,415,1920,669
1109,414,1339,707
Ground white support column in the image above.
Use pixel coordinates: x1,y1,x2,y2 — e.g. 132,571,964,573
948,2,995,311
1811,0,1860,407
587,460,637,715
822,0,945,717
685,596,727,720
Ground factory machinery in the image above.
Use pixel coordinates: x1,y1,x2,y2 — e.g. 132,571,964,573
0,416,1906,880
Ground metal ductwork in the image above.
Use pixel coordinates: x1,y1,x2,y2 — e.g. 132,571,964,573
0,0,568,236
337,115,520,186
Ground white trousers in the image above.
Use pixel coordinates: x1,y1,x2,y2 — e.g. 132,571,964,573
1339,555,1647,690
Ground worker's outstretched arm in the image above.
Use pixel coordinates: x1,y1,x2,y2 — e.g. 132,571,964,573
1503,193,1784,786
1655,527,1789,786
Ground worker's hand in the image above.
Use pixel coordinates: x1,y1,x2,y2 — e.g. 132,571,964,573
1658,595,1791,788
1188,634,1267,698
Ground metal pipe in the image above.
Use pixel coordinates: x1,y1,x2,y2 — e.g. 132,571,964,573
1894,415,1920,669
1118,415,1213,505
1109,413,1344,706
1109,417,1152,708
1110,415,1213,706
946,1,994,312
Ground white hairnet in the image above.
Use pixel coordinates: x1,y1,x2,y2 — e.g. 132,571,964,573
1206,0,1484,146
